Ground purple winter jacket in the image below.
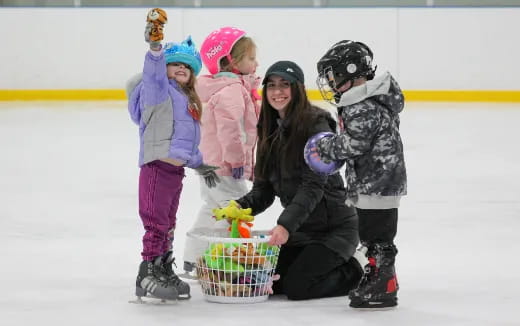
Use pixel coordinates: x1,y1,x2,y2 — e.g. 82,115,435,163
127,50,202,168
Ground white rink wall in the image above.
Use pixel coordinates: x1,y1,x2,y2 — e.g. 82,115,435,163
0,7,519,91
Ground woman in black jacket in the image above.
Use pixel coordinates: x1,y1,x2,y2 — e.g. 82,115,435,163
235,61,366,300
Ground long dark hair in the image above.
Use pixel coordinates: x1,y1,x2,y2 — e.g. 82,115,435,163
180,66,203,120
256,81,319,180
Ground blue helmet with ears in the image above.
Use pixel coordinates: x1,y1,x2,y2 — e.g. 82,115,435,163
164,36,202,76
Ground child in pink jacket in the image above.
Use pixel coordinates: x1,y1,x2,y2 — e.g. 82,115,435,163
182,27,260,275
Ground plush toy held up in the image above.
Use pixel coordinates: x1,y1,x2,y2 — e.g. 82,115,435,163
212,200,254,238
145,8,168,44
147,8,168,24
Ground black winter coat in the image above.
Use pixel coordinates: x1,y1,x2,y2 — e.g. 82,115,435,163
236,107,359,262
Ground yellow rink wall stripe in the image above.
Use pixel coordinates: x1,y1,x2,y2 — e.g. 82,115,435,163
307,90,520,102
401,90,520,103
0,89,127,101
1,89,520,102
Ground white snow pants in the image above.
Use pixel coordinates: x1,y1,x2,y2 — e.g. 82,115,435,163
183,175,249,265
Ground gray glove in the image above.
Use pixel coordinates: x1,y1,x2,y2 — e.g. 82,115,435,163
145,22,162,50
195,164,220,188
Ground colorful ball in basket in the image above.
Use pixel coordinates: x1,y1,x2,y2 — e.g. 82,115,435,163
304,131,344,175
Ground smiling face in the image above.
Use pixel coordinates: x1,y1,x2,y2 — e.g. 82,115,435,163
265,75,292,118
167,62,192,85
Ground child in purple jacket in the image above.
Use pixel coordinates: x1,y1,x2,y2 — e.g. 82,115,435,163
126,8,219,302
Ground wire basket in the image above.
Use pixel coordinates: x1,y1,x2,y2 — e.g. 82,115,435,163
187,227,280,304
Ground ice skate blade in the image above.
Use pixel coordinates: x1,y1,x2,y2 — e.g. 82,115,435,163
349,299,398,310
129,296,177,305
177,293,192,300
350,305,397,311
178,272,198,280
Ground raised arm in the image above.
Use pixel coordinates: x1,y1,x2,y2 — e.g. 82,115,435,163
142,8,169,107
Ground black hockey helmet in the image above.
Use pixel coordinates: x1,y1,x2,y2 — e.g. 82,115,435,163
316,40,376,104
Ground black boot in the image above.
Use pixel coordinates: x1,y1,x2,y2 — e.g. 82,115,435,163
349,243,399,309
135,256,178,301
162,251,191,299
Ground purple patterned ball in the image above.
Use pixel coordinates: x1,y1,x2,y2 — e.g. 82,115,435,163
304,132,344,175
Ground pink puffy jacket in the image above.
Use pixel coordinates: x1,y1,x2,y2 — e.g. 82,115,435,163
196,73,261,180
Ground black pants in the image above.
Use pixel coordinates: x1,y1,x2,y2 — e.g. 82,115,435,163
272,244,363,300
356,208,398,244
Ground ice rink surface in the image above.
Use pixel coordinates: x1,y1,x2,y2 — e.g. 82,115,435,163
1,100,519,326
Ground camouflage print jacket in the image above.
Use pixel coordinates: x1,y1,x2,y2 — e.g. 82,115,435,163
318,71,407,209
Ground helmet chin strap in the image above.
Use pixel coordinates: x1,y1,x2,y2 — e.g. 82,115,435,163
333,92,342,104
226,54,242,75
333,77,353,103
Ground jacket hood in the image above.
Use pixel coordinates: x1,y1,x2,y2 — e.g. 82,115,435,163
126,72,143,98
196,73,261,102
338,71,404,114
126,72,143,125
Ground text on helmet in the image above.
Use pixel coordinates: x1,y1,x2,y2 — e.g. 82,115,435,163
206,42,224,59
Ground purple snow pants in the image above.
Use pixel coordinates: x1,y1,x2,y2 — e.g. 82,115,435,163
138,160,185,261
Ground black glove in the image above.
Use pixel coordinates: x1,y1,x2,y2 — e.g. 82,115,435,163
195,164,220,188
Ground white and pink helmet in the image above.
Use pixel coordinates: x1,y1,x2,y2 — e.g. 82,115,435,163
200,26,246,75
